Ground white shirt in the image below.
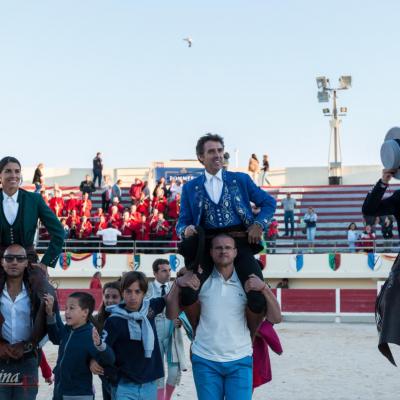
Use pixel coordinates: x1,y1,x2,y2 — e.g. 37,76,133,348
204,170,223,204
97,228,121,245
2,190,19,225
0,283,32,344
152,280,171,297
192,268,252,362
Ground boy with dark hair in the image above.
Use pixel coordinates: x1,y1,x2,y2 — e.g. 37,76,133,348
44,291,114,400
102,271,166,399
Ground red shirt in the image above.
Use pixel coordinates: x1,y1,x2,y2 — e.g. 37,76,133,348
66,215,81,228
90,277,102,289
66,198,81,213
137,200,150,217
108,203,124,214
152,219,170,237
78,220,93,238
167,199,180,219
94,220,108,232
108,213,122,229
135,221,150,240
120,220,135,237
49,197,64,217
80,199,93,218
129,181,143,201
151,196,167,214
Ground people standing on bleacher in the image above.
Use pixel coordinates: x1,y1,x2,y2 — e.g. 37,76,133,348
281,193,296,237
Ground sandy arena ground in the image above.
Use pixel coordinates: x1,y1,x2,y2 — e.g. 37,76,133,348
36,322,400,400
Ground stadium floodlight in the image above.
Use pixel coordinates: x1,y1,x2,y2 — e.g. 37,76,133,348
316,76,329,89
339,75,352,89
323,108,330,114
340,107,347,113
318,91,330,103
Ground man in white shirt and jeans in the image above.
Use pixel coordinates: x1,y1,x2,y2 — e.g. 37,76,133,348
97,222,122,246
166,233,281,400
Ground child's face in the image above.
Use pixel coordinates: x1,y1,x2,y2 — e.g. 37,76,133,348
65,298,88,329
103,288,121,307
123,281,145,312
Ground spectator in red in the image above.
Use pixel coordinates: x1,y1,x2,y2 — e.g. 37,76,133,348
151,188,167,214
120,211,135,237
49,189,64,217
360,224,376,253
78,215,93,239
92,207,105,223
129,178,144,204
66,191,81,215
95,215,108,233
137,192,150,216
149,209,160,234
90,271,102,289
152,212,170,239
266,218,279,254
135,215,150,240
108,196,124,214
129,204,142,227
80,192,93,218
167,193,181,219
108,205,122,229
66,209,81,239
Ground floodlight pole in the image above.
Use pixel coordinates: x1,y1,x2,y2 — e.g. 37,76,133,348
332,90,338,167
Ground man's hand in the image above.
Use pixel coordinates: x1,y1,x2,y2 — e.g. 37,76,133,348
382,169,397,185
244,274,267,293
176,271,200,291
0,342,18,359
89,359,104,375
184,225,197,238
43,294,54,316
174,318,183,328
9,342,24,360
247,224,263,244
45,375,54,385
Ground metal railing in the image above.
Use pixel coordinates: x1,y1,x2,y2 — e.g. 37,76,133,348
35,238,400,254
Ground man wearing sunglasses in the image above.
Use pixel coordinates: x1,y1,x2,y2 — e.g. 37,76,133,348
0,244,49,400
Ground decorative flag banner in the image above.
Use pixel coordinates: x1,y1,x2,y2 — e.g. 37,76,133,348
59,252,71,270
92,253,106,269
70,253,92,262
290,254,304,272
368,253,382,271
134,255,141,271
328,253,341,271
258,254,267,270
169,254,181,271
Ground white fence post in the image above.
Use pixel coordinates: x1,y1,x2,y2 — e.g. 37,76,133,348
335,288,341,323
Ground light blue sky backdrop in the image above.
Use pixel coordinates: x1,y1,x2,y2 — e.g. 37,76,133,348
0,1,399,168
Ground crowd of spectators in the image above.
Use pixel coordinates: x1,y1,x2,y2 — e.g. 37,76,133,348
38,175,182,245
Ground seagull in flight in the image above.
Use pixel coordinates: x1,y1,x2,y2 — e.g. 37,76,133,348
183,37,193,47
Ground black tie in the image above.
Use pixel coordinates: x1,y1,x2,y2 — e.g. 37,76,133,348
161,284,166,296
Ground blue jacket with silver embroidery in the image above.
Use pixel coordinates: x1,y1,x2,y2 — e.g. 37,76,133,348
176,170,276,238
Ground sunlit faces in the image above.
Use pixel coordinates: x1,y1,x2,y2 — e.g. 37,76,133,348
1,245,28,278
198,141,224,175
123,281,145,312
103,287,122,307
210,235,237,267
65,298,89,329
0,162,21,195
154,264,171,285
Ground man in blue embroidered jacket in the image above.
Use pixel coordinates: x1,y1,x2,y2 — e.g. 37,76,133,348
176,133,276,335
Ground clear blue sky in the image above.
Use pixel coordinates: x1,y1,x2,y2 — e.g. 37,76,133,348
0,1,399,169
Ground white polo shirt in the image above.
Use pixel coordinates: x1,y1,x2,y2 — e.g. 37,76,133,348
191,268,252,362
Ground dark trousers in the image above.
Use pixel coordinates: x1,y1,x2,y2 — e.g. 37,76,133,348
284,210,294,236
93,170,102,187
180,237,266,314
101,193,110,214
0,354,39,400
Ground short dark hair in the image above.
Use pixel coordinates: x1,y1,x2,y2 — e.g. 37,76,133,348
210,233,235,248
121,271,148,293
0,157,21,173
196,133,224,162
152,258,170,273
69,292,95,319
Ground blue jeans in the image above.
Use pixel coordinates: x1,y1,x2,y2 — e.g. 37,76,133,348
284,210,294,236
307,227,316,241
114,379,157,400
192,354,253,400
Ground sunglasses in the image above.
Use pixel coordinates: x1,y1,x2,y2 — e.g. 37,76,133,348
3,255,28,263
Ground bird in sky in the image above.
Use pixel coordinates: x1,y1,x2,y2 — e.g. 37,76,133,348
183,37,193,47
